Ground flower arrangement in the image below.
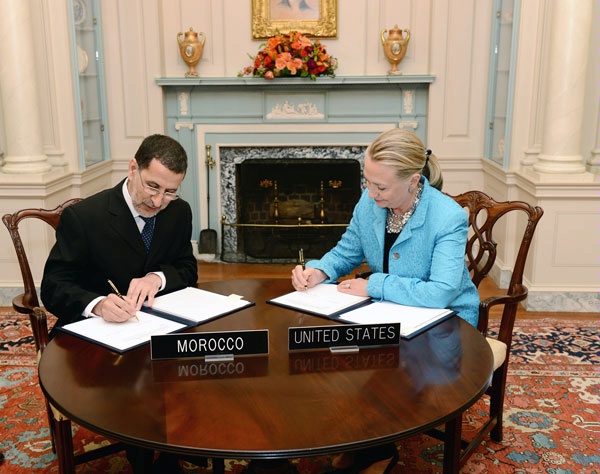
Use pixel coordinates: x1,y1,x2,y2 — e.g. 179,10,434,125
239,31,337,81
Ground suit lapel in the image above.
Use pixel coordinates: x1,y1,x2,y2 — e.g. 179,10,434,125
107,183,147,255
371,204,386,249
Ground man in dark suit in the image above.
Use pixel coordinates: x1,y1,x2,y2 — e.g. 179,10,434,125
41,134,198,473
42,133,197,331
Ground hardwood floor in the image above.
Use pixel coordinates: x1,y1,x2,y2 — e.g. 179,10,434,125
197,261,598,321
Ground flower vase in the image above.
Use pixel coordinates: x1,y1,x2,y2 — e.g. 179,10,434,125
381,25,410,75
177,28,206,77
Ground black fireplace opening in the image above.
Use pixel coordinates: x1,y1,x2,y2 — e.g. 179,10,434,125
233,158,362,261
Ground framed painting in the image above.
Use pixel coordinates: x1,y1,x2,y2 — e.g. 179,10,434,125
252,0,338,39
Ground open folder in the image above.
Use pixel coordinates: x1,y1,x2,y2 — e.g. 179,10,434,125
59,287,254,353
338,301,455,339
268,283,454,339
267,283,371,318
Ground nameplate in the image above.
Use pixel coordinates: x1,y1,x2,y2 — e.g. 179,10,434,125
288,323,400,351
150,329,269,360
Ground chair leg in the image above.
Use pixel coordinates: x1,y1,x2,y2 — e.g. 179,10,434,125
52,417,75,474
489,369,508,442
45,402,57,453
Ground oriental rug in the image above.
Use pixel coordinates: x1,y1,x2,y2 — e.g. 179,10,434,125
0,312,598,474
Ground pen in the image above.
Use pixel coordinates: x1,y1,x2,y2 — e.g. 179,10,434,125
298,248,308,292
107,279,139,322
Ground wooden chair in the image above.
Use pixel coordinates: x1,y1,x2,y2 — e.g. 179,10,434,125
428,190,544,469
3,200,125,473
2,199,82,314
4,201,222,473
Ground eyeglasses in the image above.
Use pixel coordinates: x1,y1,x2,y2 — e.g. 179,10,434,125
138,172,179,201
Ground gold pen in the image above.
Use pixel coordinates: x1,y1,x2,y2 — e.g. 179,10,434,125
107,279,139,322
298,248,308,292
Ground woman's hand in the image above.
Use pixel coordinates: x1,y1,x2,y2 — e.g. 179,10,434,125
291,265,327,291
337,278,368,297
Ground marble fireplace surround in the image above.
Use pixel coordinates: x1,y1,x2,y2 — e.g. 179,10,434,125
157,76,434,256
219,146,364,261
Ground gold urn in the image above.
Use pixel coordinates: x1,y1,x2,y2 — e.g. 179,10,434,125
381,25,410,75
177,27,206,77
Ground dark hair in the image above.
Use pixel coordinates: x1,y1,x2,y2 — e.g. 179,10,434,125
134,134,188,175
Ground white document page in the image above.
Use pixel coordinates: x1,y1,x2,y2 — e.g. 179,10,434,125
340,301,453,338
147,286,251,323
268,283,370,317
61,311,187,352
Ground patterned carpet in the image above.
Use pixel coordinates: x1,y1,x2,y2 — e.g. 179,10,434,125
0,311,598,473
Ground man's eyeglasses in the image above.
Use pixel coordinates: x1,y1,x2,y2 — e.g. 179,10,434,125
138,172,179,201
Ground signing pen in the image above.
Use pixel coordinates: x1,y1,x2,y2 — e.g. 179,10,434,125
107,279,139,322
298,248,308,292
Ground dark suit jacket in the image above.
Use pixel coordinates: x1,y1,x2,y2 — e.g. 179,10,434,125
41,179,197,329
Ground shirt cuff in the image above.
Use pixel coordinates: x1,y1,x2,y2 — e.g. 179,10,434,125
83,296,104,318
150,271,166,291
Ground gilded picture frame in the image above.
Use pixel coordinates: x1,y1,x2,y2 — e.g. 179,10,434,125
252,0,338,39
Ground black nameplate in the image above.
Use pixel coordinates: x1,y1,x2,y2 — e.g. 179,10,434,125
151,329,269,360
288,323,400,351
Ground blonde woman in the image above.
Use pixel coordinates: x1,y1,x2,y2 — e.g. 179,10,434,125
291,128,479,474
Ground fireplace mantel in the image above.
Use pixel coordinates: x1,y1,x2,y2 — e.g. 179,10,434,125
157,75,435,252
156,75,435,89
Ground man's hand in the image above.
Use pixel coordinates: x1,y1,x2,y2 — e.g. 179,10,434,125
127,273,163,310
93,293,137,322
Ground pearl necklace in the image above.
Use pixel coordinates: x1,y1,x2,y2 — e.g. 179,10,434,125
385,183,423,233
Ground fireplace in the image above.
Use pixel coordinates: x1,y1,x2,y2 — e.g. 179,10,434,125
157,75,433,261
232,158,361,261
219,146,366,262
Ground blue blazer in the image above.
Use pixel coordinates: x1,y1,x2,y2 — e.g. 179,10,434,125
307,178,480,327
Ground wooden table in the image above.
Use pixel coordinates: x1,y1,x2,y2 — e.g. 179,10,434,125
39,278,493,473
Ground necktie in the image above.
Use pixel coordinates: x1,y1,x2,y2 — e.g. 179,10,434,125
140,216,155,250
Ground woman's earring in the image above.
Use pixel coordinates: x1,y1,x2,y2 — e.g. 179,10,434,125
408,186,414,193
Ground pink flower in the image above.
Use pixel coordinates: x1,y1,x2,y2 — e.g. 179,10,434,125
275,52,292,71
286,58,304,75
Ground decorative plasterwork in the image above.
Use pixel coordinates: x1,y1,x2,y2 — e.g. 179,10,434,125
266,101,324,120
175,122,194,131
178,92,189,115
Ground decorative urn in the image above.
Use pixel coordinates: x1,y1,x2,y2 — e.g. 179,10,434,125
380,25,410,75
177,27,206,77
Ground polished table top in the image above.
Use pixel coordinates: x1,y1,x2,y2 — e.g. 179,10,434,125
39,278,493,461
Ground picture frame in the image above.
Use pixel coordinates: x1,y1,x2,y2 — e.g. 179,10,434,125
252,0,338,39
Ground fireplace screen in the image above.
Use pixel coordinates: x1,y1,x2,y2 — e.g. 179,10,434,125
223,158,362,262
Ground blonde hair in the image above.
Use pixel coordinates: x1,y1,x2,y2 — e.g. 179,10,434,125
365,129,443,190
